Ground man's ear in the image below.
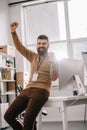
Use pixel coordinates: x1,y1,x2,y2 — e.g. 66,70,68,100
48,43,50,48
36,44,38,49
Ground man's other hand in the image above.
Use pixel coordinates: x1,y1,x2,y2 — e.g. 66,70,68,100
10,22,19,32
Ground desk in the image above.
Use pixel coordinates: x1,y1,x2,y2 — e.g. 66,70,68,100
37,95,87,130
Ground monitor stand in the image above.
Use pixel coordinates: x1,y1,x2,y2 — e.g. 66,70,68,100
73,74,86,96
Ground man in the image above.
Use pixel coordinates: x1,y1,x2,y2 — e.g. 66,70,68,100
4,22,59,130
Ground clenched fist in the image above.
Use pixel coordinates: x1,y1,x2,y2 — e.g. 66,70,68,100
10,22,19,32
48,52,57,62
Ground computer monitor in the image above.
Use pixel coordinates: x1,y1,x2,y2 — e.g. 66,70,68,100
58,59,84,86
82,52,87,71
57,58,86,96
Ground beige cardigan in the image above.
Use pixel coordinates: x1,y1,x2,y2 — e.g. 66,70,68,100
11,32,59,92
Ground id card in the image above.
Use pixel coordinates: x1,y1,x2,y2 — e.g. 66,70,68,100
32,73,38,81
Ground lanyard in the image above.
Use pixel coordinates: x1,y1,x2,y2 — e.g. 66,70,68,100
37,54,47,71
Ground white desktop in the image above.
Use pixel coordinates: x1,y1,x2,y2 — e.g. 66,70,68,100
59,59,86,95
38,59,87,130
52,58,86,96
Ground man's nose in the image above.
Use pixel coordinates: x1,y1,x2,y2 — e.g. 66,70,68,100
40,43,43,47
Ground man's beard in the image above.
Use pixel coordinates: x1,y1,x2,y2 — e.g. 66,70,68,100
37,47,48,56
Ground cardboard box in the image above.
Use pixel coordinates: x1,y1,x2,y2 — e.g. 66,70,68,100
8,82,16,90
16,72,29,88
2,70,15,80
16,72,29,81
0,45,15,57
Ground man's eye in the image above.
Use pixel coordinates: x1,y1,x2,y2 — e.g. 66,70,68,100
43,43,46,45
38,43,41,45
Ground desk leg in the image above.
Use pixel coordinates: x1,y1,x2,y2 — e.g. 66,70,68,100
37,110,42,130
61,102,68,130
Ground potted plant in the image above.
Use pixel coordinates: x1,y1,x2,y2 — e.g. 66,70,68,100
2,73,8,80
6,59,13,67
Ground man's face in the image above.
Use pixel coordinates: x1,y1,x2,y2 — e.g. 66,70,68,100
36,39,49,56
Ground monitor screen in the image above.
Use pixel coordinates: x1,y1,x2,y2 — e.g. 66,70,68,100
58,59,84,88
51,59,85,96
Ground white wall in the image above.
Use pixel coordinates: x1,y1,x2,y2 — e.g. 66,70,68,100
0,0,10,44
9,4,25,71
9,0,27,4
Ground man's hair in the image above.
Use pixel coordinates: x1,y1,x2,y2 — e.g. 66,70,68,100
37,35,49,42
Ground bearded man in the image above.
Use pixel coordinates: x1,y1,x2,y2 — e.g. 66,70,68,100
4,22,59,130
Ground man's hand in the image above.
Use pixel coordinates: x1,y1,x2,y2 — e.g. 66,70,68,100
49,52,59,81
10,22,19,32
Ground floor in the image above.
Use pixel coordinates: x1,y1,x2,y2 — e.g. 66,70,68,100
1,121,87,130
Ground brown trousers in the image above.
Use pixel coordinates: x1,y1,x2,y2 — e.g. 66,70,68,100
4,87,49,130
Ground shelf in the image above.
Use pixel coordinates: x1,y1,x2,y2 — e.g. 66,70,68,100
1,90,16,95
0,66,16,70
0,80,16,82
0,52,15,58
0,48,16,129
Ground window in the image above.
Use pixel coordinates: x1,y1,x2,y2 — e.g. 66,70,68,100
68,0,87,39
23,0,87,62
23,1,66,45
72,41,87,60
49,42,68,60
